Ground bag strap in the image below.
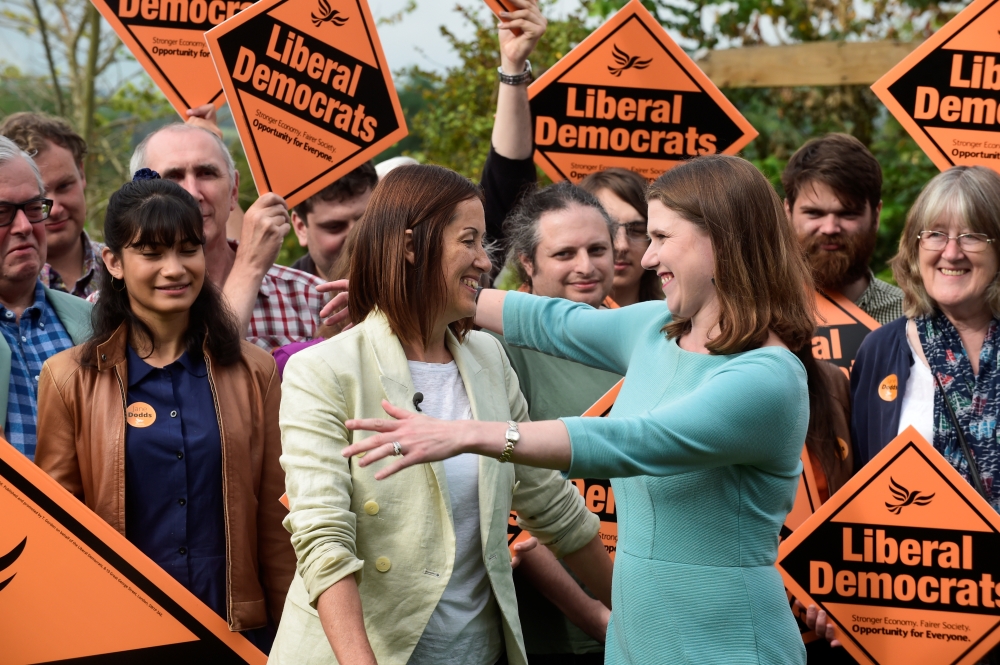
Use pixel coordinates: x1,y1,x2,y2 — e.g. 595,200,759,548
933,373,988,499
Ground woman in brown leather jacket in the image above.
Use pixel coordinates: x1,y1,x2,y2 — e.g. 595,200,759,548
34,173,294,653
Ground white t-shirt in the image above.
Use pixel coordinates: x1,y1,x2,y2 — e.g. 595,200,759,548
897,331,935,444
406,360,502,665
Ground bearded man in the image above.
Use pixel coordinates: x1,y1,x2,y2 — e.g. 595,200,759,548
782,133,903,325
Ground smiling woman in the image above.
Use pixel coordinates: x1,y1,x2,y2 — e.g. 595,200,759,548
272,164,607,665
339,155,835,665
34,175,295,653
853,166,1000,516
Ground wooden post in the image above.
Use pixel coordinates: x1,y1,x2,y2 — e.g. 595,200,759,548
696,40,921,88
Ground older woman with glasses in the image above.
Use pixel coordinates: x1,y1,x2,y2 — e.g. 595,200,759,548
807,167,1000,654
579,168,663,306
852,165,1000,511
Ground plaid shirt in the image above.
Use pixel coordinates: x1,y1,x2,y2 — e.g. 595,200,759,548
856,274,905,326
0,281,74,460
39,232,104,298
248,263,325,351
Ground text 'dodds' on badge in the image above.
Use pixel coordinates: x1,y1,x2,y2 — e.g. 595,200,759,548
778,427,1000,665
126,402,157,428
204,0,407,207
872,0,1000,174
526,0,756,184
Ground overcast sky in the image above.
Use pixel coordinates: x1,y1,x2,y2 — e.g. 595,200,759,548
1,0,586,83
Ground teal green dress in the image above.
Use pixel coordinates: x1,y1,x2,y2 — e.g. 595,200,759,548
503,292,809,665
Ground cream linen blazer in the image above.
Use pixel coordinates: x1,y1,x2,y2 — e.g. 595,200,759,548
270,312,600,665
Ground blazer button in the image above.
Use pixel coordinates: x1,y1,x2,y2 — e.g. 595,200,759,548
363,500,379,516
375,556,391,572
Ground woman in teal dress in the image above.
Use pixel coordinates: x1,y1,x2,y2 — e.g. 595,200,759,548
341,155,821,664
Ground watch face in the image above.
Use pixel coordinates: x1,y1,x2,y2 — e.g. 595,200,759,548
507,429,521,443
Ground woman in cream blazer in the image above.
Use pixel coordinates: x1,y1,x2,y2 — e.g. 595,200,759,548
271,165,605,665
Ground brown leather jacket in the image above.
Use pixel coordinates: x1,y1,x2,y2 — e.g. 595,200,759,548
34,324,295,631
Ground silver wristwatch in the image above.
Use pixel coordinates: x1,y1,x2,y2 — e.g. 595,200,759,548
497,61,532,86
499,420,520,463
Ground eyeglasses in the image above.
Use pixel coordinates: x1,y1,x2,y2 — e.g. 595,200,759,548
917,230,995,253
0,198,53,228
612,221,649,243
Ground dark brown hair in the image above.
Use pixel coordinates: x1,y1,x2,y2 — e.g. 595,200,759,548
0,112,88,168
502,181,612,287
293,160,377,220
650,155,816,354
782,133,882,214
82,178,242,367
348,164,484,348
650,155,841,476
579,168,664,302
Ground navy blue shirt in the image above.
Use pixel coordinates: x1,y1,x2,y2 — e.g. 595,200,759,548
124,345,227,620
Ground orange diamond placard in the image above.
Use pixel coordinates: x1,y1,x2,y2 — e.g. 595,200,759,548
0,440,265,663
814,289,881,377
872,0,1000,173
204,0,407,207
778,428,1000,665
527,0,757,183
482,0,521,36
88,0,252,116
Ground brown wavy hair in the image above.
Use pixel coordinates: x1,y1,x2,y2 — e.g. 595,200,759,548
650,156,844,480
348,164,484,348
650,155,816,354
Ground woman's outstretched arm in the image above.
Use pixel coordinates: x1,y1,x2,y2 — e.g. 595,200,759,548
344,351,807,481
498,290,650,375
474,288,507,334
343,400,571,479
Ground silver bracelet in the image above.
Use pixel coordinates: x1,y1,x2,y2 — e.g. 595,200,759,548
497,61,532,86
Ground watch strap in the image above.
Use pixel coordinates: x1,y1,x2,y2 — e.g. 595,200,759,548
499,420,519,463
497,61,532,86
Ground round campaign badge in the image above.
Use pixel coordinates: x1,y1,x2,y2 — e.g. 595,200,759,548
878,374,898,401
126,402,157,428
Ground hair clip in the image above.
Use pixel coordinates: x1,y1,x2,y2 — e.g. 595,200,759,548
132,168,161,182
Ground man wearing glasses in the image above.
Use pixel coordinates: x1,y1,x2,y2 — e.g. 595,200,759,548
0,136,91,460
1,113,102,299
782,133,904,324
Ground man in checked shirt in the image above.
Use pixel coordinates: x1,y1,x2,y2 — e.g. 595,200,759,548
129,123,324,351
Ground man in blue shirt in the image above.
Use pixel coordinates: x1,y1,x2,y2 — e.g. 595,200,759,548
0,136,91,459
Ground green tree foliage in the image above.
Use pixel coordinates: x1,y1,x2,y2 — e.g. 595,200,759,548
0,0,177,235
401,2,595,180
400,1,962,278
0,64,175,236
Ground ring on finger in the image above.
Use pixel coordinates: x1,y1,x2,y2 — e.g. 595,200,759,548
392,441,403,456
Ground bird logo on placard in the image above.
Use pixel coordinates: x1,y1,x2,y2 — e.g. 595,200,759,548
0,536,27,592
608,44,652,77
311,0,349,27
885,477,935,514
